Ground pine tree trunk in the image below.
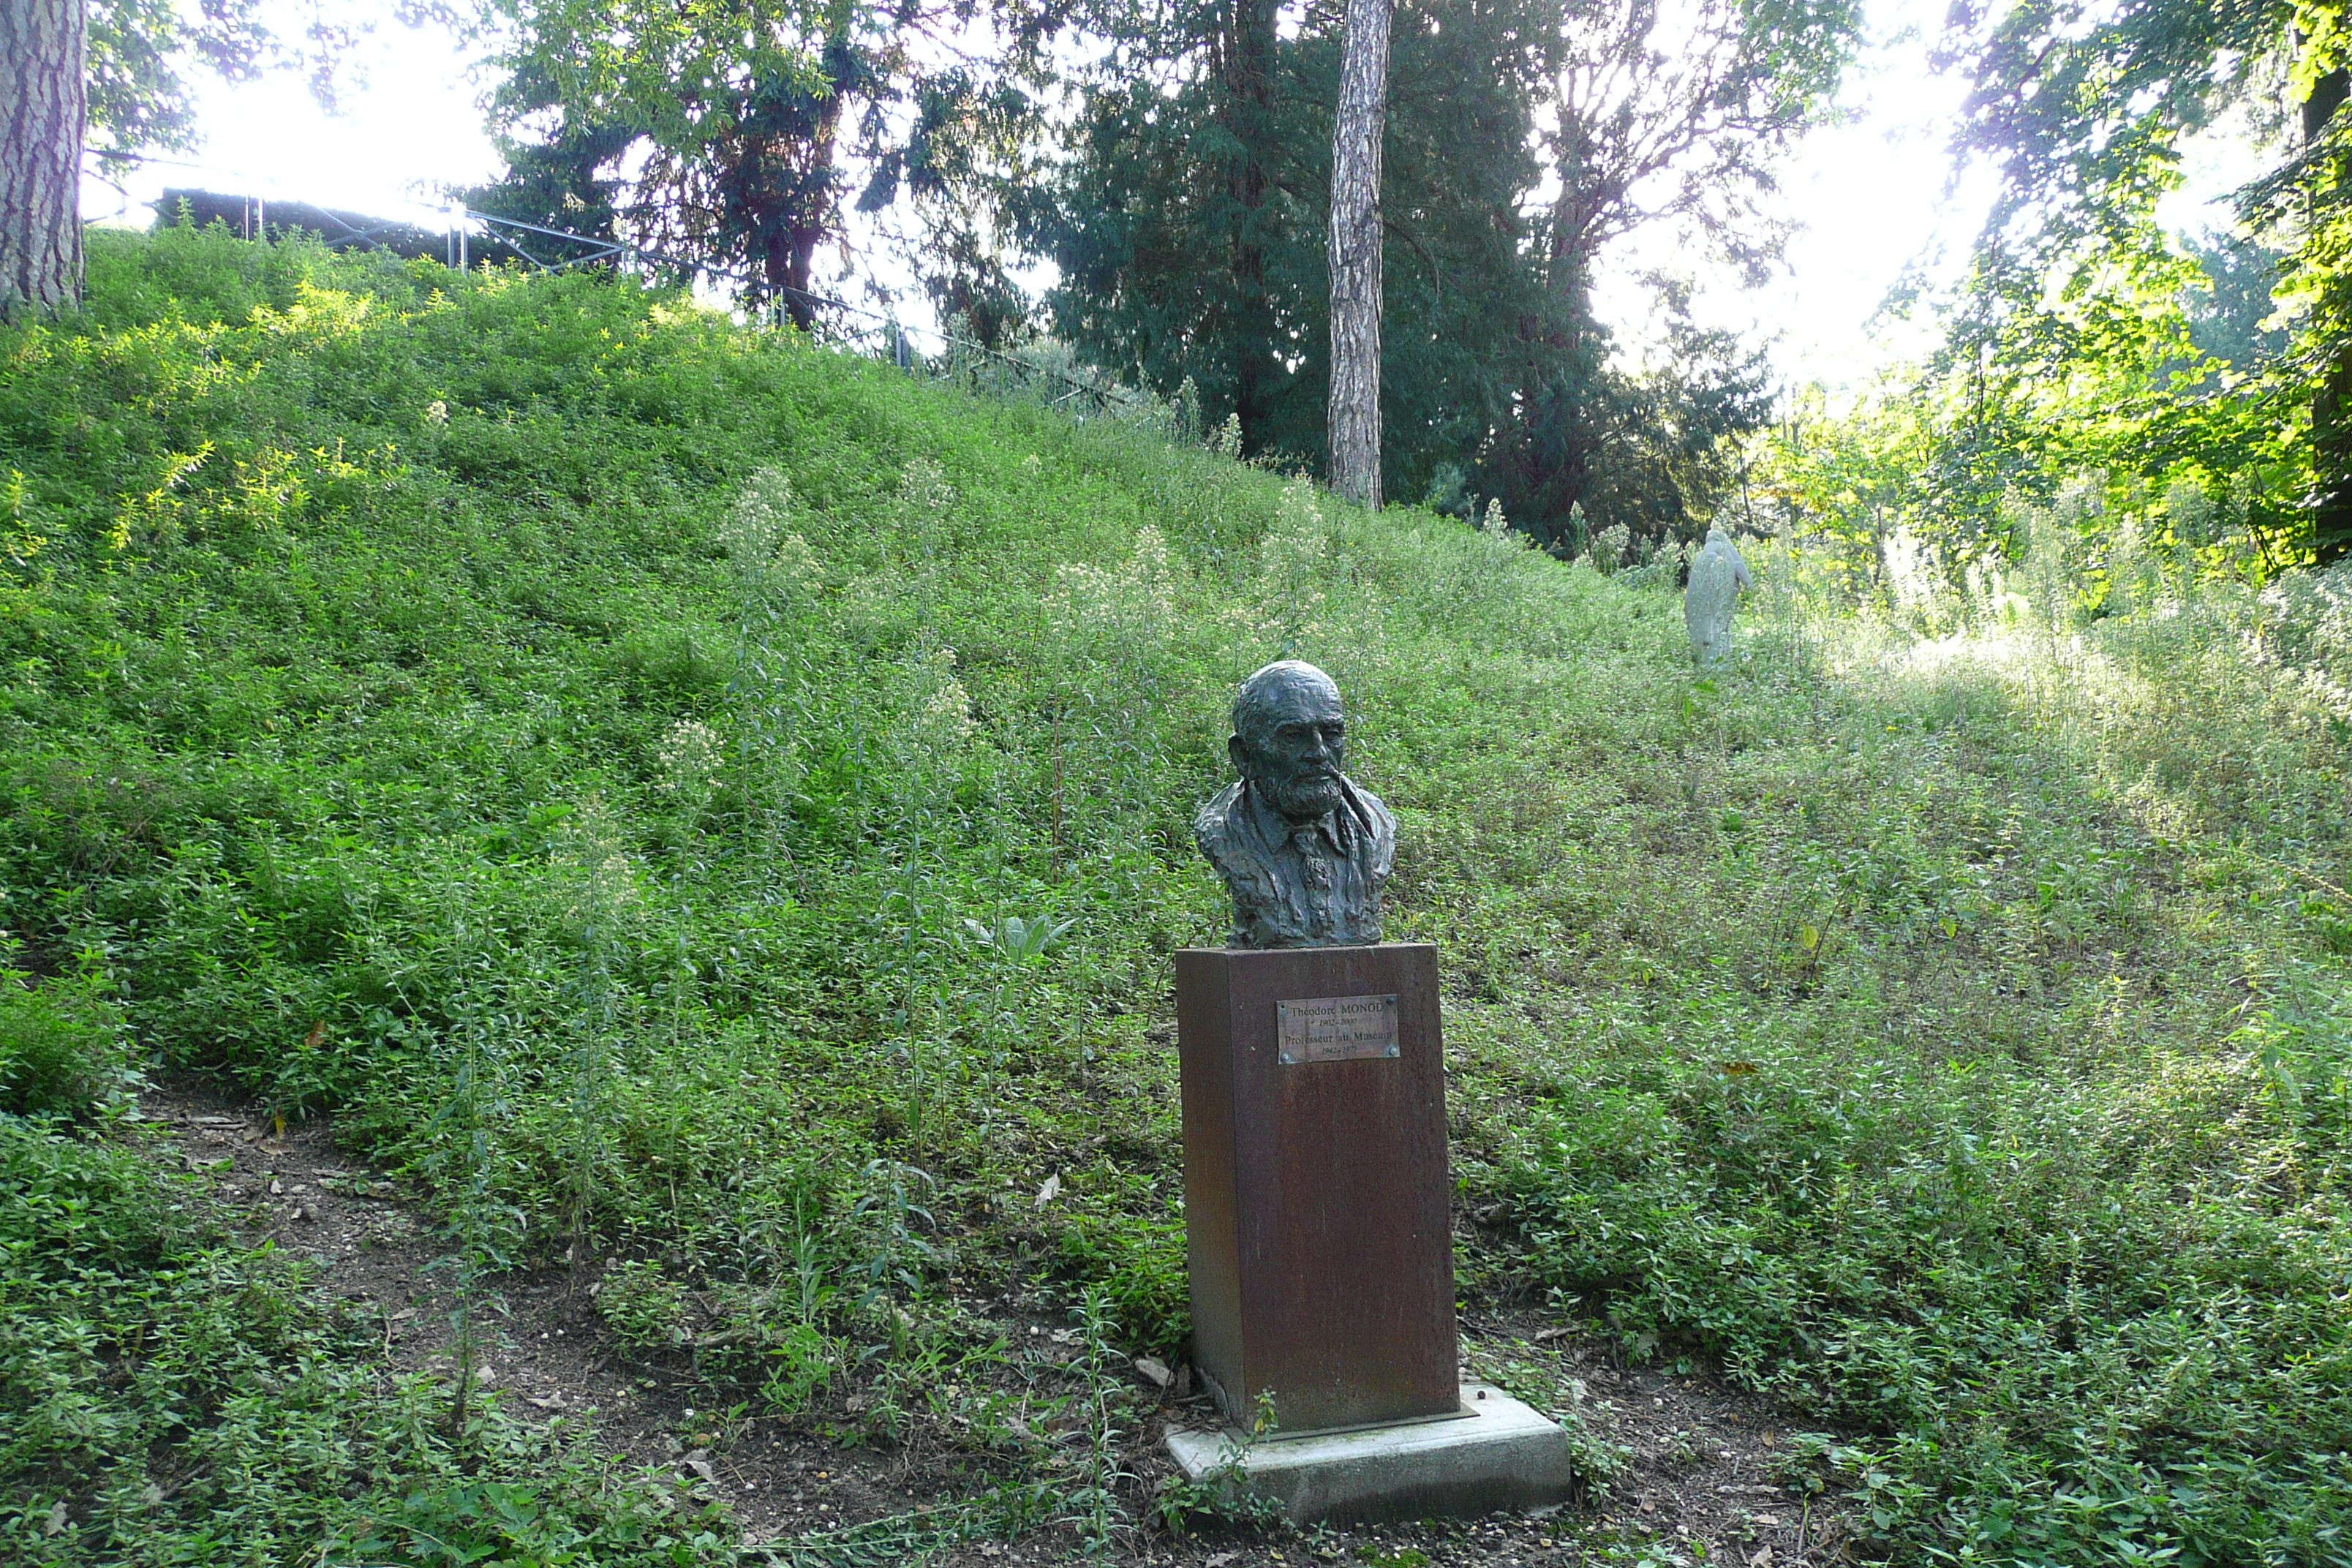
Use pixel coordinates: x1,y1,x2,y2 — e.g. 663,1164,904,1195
1327,0,1390,509
1222,0,1279,453
2309,67,2352,565
1,0,85,319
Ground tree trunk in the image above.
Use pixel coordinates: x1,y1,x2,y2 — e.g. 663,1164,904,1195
1222,0,1279,452
762,222,822,332
1326,0,1390,509
1,0,85,318
749,56,845,335
2305,66,2352,564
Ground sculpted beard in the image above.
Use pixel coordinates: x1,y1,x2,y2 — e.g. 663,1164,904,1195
1263,762,1343,821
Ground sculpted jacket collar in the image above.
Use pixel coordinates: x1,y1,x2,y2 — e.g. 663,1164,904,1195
1194,774,1398,949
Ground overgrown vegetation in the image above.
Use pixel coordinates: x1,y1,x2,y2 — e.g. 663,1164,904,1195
0,1053,731,1562
2,227,2349,1564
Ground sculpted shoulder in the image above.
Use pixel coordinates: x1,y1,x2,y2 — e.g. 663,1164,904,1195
1338,779,1398,878
1194,781,1270,881
1194,780,1243,852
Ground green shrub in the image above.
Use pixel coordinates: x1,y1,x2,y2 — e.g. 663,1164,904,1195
596,1258,690,1351
1053,1213,1188,1356
0,1115,732,1565
0,965,129,1120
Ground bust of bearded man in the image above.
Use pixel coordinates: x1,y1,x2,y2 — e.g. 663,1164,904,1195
1194,660,1398,949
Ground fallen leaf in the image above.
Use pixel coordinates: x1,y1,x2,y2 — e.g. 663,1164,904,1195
1749,1548,1773,1567
1033,1175,1060,1210
528,1392,570,1411
1134,1355,1172,1387
1205,1555,1239,1568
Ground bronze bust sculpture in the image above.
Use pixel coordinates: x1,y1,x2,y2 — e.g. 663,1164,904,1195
1194,660,1396,948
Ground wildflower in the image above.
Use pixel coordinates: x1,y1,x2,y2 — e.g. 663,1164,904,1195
657,718,723,797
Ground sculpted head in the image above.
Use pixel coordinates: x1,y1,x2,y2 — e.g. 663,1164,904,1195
1230,660,1347,824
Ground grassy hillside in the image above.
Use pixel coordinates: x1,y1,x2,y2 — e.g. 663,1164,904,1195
3,226,2349,1565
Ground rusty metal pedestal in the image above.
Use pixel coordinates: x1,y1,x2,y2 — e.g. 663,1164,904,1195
1169,943,1578,1522
1175,943,1455,1432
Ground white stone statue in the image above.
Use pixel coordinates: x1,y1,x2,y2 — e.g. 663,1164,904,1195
1684,526,1754,666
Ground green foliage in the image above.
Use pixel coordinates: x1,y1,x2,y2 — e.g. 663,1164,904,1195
6,229,2351,1563
1463,532,2352,1564
0,1112,731,1565
599,1258,692,1351
1926,0,2352,565
0,961,129,1121
1051,1213,1187,1356
85,0,281,159
1033,0,1550,491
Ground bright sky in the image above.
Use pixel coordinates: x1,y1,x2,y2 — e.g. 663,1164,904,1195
1591,0,1994,387
85,0,2275,393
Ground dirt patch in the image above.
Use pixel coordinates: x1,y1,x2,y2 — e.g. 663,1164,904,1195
135,1077,1847,1564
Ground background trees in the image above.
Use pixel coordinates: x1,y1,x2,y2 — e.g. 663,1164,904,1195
1851,0,2349,570
476,0,1051,327
473,0,1854,538
1024,0,1853,540
1482,0,1854,545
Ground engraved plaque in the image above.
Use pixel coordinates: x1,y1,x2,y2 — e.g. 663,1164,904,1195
1277,994,1401,1065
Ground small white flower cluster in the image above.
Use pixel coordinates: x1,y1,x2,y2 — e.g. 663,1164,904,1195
719,470,823,603
1254,480,1342,640
720,469,792,569
1047,527,1177,657
2261,558,2352,674
897,647,976,767
657,718,723,797
899,457,955,520
1586,521,1631,574
558,796,638,922
1207,412,1243,459
916,677,976,747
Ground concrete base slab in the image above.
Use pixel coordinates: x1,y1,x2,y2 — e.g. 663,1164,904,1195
1164,1382,1579,1524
